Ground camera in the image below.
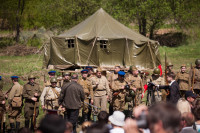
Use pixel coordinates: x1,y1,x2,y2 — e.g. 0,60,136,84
136,111,148,129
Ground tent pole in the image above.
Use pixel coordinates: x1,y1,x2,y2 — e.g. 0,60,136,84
76,36,81,64
126,38,131,65
86,37,97,65
147,41,156,68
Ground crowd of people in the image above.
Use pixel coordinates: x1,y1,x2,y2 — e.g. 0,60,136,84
0,58,199,133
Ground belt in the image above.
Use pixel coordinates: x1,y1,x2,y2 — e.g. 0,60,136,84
96,90,106,91
46,99,56,101
14,96,21,97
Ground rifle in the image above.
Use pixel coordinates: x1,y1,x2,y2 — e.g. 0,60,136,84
165,52,170,95
32,102,37,130
191,63,195,92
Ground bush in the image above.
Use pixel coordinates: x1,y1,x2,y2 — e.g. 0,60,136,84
27,38,42,48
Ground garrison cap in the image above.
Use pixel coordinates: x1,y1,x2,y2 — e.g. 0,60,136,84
81,69,88,73
0,76,1,80
180,64,186,68
11,76,19,79
118,71,125,76
85,66,93,70
48,70,56,74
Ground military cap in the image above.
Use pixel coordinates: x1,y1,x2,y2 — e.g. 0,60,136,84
11,76,19,79
118,71,125,76
185,91,197,99
115,65,121,68
167,62,173,67
85,66,93,70
28,74,36,79
129,65,137,72
153,68,160,75
195,59,200,65
81,69,88,73
180,64,186,68
48,70,56,74
63,72,71,76
96,67,102,72
50,77,57,83
0,76,1,80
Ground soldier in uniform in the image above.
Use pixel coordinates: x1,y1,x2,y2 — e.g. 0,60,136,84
85,66,95,82
23,75,41,130
111,71,126,112
61,72,71,87
125,66,144,116
78,69,93,121
41,77,61,111
176,64,191,97
8,76,23,131
44,70,56,87
148,68,165,103
91,67,110,121
166,62,175,74
107,65,121,115
189,59,200,95
0,76,6,132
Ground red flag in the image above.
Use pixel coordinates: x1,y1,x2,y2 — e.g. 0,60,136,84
142,84,148,98
158,64,162,76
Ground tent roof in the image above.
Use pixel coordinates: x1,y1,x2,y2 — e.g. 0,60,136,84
58,8,155,44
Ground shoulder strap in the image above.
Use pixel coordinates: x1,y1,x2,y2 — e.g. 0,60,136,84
51,87,60,97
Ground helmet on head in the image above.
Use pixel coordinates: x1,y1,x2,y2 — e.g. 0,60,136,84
124,85,130,90
28,75,36,79
50,77,57,83
195,59,200,65
167,62,173,67
125,96,132,102
153,68,160,75
63,72,71,76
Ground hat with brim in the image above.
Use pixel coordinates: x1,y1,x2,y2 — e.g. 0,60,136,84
185,91,197,99
81,69,89,74
11,76,19,79
108,111,125,127
48,71,56,74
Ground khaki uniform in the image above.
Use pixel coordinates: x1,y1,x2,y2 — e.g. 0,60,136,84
148,76,165,102
91,76,110,114
40,86,61,110
176,72,191,97
111,79,126,111
125,74,144,108
189,67,200,95
8,82,23,123
107,73,118,100
23,82,41,122
78,78,93,114
0,89,6,124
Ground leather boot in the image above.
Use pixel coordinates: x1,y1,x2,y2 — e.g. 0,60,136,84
25,120,29,128
16,122,20,131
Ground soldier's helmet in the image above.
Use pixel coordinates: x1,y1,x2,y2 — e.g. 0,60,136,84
129,65,137,72
153,68,160,75
28,75,36,79
125,96,132,102
195,59,200,65
50,77,57,83
167,62,173,67
63,72,71,76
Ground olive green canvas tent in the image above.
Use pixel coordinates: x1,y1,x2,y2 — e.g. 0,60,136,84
44,8,161,69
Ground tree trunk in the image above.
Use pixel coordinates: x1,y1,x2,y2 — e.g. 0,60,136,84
15,0,21,42
138,18,142,34
149,24,155,39
141,17,146,36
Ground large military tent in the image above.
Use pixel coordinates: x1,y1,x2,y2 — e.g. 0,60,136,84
44,8,161,69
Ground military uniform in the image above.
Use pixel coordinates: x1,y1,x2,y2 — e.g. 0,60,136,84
111,79,126,111
125,74,144,107
23,82,41,129
78,77,93,121
148,76,165,102
0,80,6,132
8,81,23,130
176,72,191,97
91,75,110,113
189,67,200,95
40,86,61,110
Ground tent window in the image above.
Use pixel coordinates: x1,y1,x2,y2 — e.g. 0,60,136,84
65,39,75,48
100,40,108,49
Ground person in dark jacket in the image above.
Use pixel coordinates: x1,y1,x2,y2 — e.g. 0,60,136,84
157,72,180,104
59,74,85,133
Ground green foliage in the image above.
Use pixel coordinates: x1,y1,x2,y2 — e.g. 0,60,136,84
0,38,14,48
27,38,42,48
